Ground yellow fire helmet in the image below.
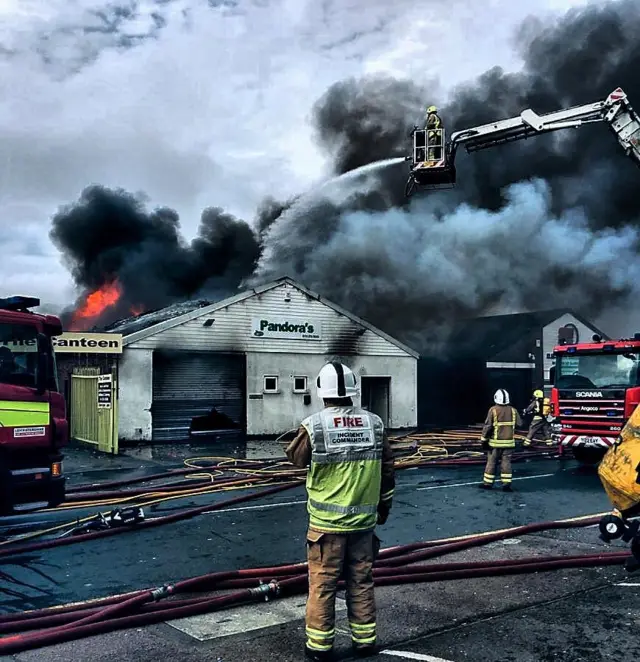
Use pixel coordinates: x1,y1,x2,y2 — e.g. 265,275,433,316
427,105,437,113
533,389,544,398
598,403,640,514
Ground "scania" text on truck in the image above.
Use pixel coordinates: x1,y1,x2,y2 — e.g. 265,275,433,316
550,333,640,465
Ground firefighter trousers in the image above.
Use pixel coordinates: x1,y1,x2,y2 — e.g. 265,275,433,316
483,447,513,485
305,528,378,654
526,417,552,444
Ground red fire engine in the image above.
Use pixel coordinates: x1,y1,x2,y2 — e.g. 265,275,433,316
550,333,640,465
0,296,68,514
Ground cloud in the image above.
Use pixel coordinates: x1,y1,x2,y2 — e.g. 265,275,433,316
0,0,592,305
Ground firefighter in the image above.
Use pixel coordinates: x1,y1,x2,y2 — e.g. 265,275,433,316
425,105,443,161
479,389,523,492
523,389,553,446
286,362,395,661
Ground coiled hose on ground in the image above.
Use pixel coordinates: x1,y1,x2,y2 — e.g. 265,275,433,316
1,434,556,549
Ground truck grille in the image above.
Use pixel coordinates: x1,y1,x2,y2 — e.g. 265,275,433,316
556,389,625,436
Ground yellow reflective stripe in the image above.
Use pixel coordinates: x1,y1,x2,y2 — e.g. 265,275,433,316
0,401,49,411
349,622,376,631
489,440,515,447
306,627,335,638
0,400,50,427
308,518,376,533
306,639,333,651
352,633,377,644
380,489,394,500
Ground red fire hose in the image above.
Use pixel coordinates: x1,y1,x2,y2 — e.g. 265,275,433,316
0,480,304,560
0,514,627,655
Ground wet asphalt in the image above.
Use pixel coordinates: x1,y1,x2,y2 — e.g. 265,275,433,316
1,445,635,662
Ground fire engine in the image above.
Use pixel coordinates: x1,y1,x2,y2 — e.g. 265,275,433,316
0,296,68,514
550,333,640,465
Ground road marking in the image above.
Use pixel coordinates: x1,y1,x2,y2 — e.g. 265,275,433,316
380,651,456,661
617,582,640,586
202,499,306,515
417,473,554,491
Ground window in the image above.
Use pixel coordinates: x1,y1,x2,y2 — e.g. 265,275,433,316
0,323,39,388
263,376,279,393
293,376,308,393
556,351,640,389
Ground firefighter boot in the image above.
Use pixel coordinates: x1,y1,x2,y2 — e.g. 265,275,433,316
305,645,333,661
353,644,379,658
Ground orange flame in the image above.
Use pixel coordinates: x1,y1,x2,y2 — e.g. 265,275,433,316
130,305,145,317
70,281,122,330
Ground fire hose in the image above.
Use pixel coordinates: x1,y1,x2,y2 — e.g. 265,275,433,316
0,513,628,655
1,438,556,549
0,480,305,558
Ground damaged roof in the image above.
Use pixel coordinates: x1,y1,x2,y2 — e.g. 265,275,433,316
105,277,420,358
447,308,608,361
103,299,213,336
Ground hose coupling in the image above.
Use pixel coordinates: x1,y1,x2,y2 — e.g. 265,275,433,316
598,512,638,543
249,579,280,601
151,584,175,601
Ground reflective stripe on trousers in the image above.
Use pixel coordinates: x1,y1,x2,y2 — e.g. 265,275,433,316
483,448,514,484
305,528,377,652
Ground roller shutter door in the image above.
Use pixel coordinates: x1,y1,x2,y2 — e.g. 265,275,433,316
152,351,245,442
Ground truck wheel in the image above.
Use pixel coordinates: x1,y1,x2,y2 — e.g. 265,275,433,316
572,447,605,466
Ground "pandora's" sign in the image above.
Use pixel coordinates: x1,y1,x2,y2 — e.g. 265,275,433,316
251,317,322,340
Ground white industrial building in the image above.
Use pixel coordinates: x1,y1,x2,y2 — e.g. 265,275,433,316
109,277,419,442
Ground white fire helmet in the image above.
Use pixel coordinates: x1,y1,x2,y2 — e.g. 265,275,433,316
316,362,358,399
494,389,510,405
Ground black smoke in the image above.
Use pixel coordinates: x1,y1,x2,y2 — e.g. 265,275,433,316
444,0,640,227
52,0,640,344
248,0,640,347
50,185,262,328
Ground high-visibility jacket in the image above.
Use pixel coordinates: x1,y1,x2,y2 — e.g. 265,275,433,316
481,404,523,449
286,406,395,534
426,112,441,129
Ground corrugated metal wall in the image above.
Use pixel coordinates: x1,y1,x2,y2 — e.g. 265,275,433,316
152,351,245,442
127,283,412,357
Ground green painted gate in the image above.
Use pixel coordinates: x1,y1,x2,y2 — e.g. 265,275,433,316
70,367,119,454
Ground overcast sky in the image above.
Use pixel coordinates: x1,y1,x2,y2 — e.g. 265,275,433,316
0,0,596,307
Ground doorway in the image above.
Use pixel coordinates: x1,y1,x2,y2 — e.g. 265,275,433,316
361,377,391,426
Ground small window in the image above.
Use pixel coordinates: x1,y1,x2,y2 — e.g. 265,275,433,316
293,376,308,393
263,376,279,393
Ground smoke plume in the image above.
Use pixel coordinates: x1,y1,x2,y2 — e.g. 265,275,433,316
49,185,262,328
53,0,640,344
249,0,640,347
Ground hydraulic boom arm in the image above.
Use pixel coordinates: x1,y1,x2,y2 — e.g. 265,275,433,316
448,88,640,168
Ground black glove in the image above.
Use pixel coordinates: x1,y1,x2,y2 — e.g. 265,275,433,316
377,501,391,526
481,438,490,451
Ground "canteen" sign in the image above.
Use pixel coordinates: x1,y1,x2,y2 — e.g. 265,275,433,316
251,317,322,340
